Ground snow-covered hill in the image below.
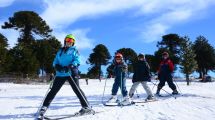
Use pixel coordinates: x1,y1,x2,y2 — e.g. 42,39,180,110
0,79,215,120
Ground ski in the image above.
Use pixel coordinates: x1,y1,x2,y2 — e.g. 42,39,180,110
103,102,144,106
44,111,101,120
103,102,119,106
155,93,181,99
132,99,158,103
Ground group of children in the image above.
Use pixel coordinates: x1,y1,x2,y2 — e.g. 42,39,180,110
36,34,178,120
106,52,179,106
106,52,154,106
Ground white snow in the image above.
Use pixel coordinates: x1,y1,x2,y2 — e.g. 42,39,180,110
0,79,215,120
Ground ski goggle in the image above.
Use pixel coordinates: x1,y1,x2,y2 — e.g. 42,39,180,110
162,54,168,57
115,58,122,61
65,37,75,43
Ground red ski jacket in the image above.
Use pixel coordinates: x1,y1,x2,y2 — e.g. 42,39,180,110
158,58,174,74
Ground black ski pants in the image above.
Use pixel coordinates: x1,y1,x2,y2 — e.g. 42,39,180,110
157,74,176,91
42,76,89,108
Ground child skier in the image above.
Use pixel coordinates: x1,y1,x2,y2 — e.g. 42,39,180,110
156,52,179,95
106,53,131,105
129,53,155,101
36,34,94,120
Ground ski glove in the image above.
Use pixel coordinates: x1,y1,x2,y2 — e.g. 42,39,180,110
119,65,127,72
65,64,80,78
63,66,69,73
71,65,80,78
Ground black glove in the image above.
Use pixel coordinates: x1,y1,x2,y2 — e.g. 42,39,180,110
118,64,127,72
72,66,80,78
55,64,64,72
67,64,80,78
63,66,69,73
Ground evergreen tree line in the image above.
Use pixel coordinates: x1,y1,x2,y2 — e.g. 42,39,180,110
0,11,215,81
87,34,215,84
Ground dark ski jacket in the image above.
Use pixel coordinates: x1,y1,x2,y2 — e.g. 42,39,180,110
132,60,151,83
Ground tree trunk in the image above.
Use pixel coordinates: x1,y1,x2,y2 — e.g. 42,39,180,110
186,74,190,86
99,65,101,82
198,70,203,79
206,69,208,75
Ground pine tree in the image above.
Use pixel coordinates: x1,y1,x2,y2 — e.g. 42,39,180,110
193,36,215,78
87,44,111,79
2,11,52,44
1,11,56,76
179,36,198,85
0,33,9,74
157,33,182,65
9,43,39,75
33,37,61,74
145,54,157,74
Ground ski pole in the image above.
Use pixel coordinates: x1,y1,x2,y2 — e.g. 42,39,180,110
35,76,55,116
150,81,176,99
151,79,158,91
119,72,124,107
101,76,108,104
120,72,123,103
173,78,183,95
68,75,91,108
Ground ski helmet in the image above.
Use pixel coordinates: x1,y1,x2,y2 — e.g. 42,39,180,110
64,34,75,46
115,53,123,60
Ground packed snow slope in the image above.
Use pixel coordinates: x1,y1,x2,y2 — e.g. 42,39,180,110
0,79,215,120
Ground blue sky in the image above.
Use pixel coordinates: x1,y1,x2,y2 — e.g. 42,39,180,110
0,0,215,76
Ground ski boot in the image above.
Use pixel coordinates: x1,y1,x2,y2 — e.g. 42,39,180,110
74,107,95,116
172,89,179,95
36,106,47,120
107,95,118,103
129,93,134,98
120,96,131,106
145,95,156,101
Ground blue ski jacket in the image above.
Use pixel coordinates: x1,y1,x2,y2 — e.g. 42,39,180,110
53,46,80,77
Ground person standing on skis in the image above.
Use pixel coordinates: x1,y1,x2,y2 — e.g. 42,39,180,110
129,53,155,101
106,53,131,105
156,52,178,95
37,34,94,120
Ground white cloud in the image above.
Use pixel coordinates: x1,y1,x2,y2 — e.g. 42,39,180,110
41,0,143,29
141,23,169,43
0,0,15,7
53,28,94,50
139,0,215,42
41,0,215,43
